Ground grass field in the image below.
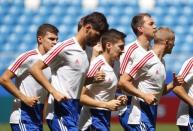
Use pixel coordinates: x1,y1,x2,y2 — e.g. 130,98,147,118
0,123,179,131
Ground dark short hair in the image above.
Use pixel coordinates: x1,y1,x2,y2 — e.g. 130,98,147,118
77,17,85,31
100,29,126,51
131,13,151,36
81,12,109,34
36,23,58,39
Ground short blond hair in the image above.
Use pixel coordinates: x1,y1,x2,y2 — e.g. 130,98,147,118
154,27,175,44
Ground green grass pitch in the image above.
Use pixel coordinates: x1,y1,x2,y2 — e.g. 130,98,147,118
0,123,179,131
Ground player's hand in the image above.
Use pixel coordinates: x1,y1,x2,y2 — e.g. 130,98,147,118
142,93,157,105
173,73,184,87
22,96,40,107
116,95,128,106
104,99,121,111
92,43,103,57
93,70,105,83
52,90,68,102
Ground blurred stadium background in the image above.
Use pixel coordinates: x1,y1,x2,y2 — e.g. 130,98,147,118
0,0,193,130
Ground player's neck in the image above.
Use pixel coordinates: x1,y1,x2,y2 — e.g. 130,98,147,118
38,45,46,55
102,52,114,67
137,36,151,51
75,33,86,50
152,45,165,60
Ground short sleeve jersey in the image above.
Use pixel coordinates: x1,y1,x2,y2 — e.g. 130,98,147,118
8,49,51,123
86,55,119,110
126,50,166,101
42,37,89,99
126,50,166,124
176,57,193,126
120,40,148,75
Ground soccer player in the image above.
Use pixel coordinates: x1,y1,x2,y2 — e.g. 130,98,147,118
44,16,106,130
119,27,178,130
0,23,58,131
45,43,105,131
118,13,157,129
29,12,109,131
174,57,193,130
79,29,127,131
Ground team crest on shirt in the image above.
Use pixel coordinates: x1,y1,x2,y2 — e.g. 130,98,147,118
75,59,81,65
104,77,113,84
107,78,112,82
156,70,159,75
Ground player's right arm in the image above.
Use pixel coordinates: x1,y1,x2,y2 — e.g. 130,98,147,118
172,58,193,106
80,86,121,111
119,51,157,105
0,70,39,107
30,60,68,102
173,85,193,106
119,73,156,105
